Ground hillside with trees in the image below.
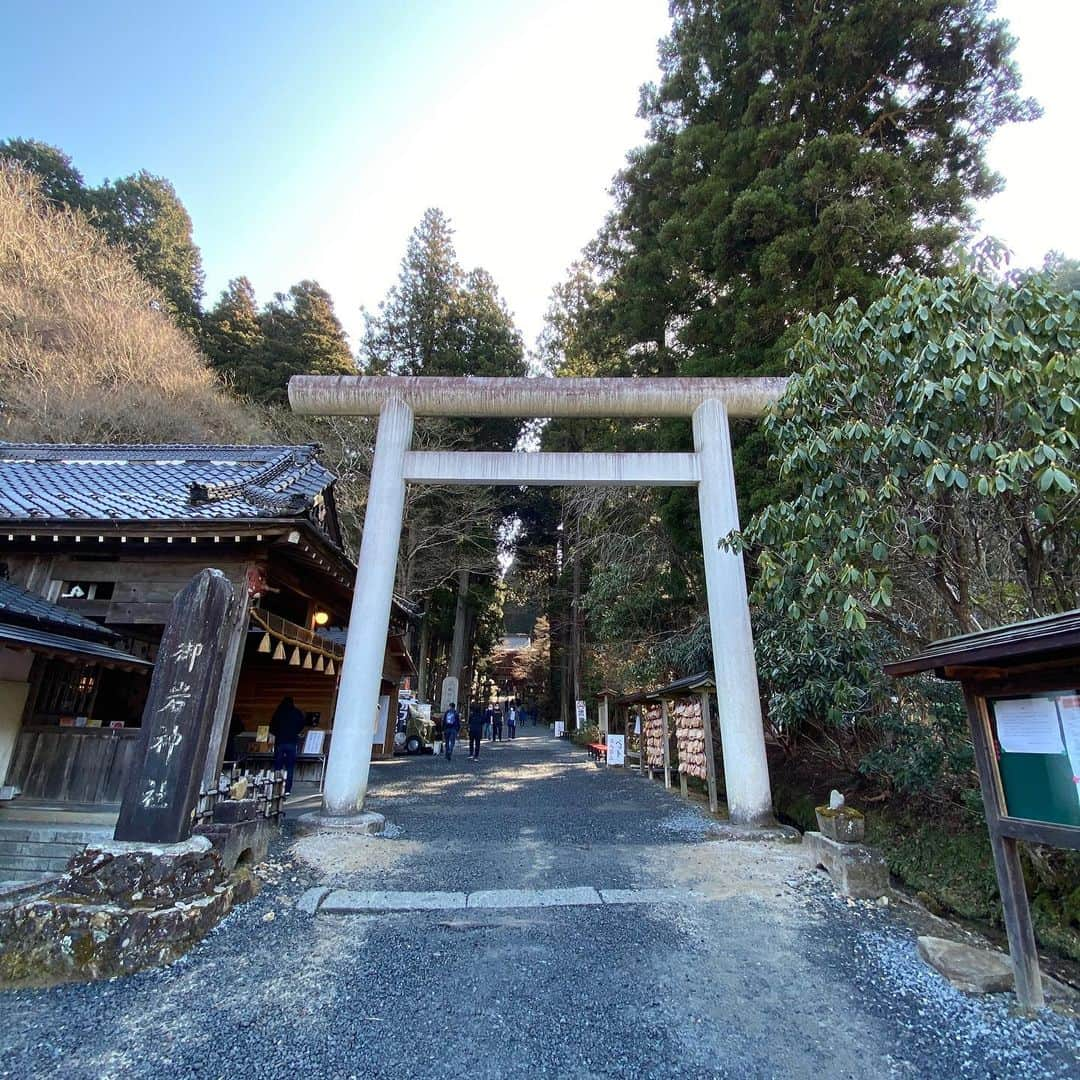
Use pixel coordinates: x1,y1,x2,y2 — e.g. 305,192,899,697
0,163,262,444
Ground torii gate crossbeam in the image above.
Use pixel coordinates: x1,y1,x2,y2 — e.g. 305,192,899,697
288,375,785,827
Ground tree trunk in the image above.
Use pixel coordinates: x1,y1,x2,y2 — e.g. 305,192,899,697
571,542,583,716
416,618,431,700
448,569,469,686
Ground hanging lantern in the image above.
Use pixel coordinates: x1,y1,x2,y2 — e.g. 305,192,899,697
289,646,301,666
315,655,325,672
302,651,313,670
326,659,336,676
272,640,286,661
258,632,271,654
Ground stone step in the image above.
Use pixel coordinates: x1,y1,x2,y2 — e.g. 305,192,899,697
0,826,109,845
1,869,52,884
0,840,82,858
0,853,71,873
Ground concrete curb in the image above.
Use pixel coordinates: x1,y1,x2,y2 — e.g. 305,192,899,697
306,885,716,915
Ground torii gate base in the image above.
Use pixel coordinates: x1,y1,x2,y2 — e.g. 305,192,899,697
289,376,786,827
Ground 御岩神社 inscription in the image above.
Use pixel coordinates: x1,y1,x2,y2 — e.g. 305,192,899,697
114,569,245,845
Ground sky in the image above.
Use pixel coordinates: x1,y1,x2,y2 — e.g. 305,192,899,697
2,0,1078,352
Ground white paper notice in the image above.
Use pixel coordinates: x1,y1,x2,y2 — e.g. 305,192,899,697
607,735,626,766
1056,695,1080,808
553,721,565,738
994,697,1065,755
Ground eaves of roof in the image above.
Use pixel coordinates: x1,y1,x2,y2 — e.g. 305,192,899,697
0,622,151,670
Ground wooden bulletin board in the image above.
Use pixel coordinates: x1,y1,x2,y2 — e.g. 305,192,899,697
988,692,1080,829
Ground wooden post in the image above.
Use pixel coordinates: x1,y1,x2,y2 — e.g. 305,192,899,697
965,689,1044,1009
678,701,688,797
700,690,720,815
660,699,672,789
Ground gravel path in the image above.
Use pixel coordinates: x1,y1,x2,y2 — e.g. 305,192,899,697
2,729,1077,1079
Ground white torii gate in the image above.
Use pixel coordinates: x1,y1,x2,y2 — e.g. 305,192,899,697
288,375,786,827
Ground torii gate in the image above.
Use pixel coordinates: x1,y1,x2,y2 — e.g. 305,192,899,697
288,375,786,826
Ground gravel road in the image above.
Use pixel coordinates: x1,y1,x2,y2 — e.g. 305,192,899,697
1,729,1077,1079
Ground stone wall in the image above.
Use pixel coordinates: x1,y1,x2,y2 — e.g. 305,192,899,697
0,835,258,988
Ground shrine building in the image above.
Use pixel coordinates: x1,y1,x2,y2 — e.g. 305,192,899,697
0,443,414,875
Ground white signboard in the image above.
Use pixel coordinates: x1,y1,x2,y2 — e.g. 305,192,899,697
553,721,565,738
416,703,432,723
606,734,625,766
374,694,390,744
301,729,325,756
575,700,587,727
994,696,1065,755
440,676,459,712
1056,695,1080,808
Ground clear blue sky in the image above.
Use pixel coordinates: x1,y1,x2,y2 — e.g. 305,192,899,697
2,1,1076,350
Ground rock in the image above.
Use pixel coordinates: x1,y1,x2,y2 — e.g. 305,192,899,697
828,790,845,810
56,836,225,907
262,910,275,922
917,936,1014,995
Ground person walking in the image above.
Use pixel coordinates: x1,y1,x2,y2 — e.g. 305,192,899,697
486,702,502,742
442,702,461,761
506,702,517,740
270,695,305,795
467,704,484,760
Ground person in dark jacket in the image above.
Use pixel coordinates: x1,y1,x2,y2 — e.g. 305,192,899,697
442,703,461,761
270,696,305,794
486,703,502,742
467,704,484,760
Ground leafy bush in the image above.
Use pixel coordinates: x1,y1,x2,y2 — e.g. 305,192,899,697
739,267,1080,642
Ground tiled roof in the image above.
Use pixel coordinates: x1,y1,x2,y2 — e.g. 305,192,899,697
0,444,335,525
0,579,116,641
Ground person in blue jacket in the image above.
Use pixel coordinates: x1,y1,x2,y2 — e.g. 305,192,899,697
442,702,461,761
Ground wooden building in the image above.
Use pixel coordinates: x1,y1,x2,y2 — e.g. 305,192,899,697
0,443,415,820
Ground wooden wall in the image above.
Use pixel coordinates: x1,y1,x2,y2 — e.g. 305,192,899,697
6,727,140,805
233,647,340,732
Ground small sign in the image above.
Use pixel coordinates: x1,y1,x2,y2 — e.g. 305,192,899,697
374,695,390,742
995,696,1065,755
256,724,270,744
575,700,587,726
553,721,565,737
607,734,625,766
302,729,325,755
1057,696,1080,810
440,676,459,712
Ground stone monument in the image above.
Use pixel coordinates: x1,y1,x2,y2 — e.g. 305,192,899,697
114,569,246,844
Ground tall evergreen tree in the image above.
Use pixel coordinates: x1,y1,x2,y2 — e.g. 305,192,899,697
597,0,1040,380
361,208,463,377
254,280,356,404
203,277,263,390
360,209,527,696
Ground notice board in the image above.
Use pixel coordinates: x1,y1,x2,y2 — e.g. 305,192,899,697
989,693,1080,828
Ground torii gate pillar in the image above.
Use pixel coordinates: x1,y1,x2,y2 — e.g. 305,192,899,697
693,399,772,824
322,397,413,816
291,375,780,825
